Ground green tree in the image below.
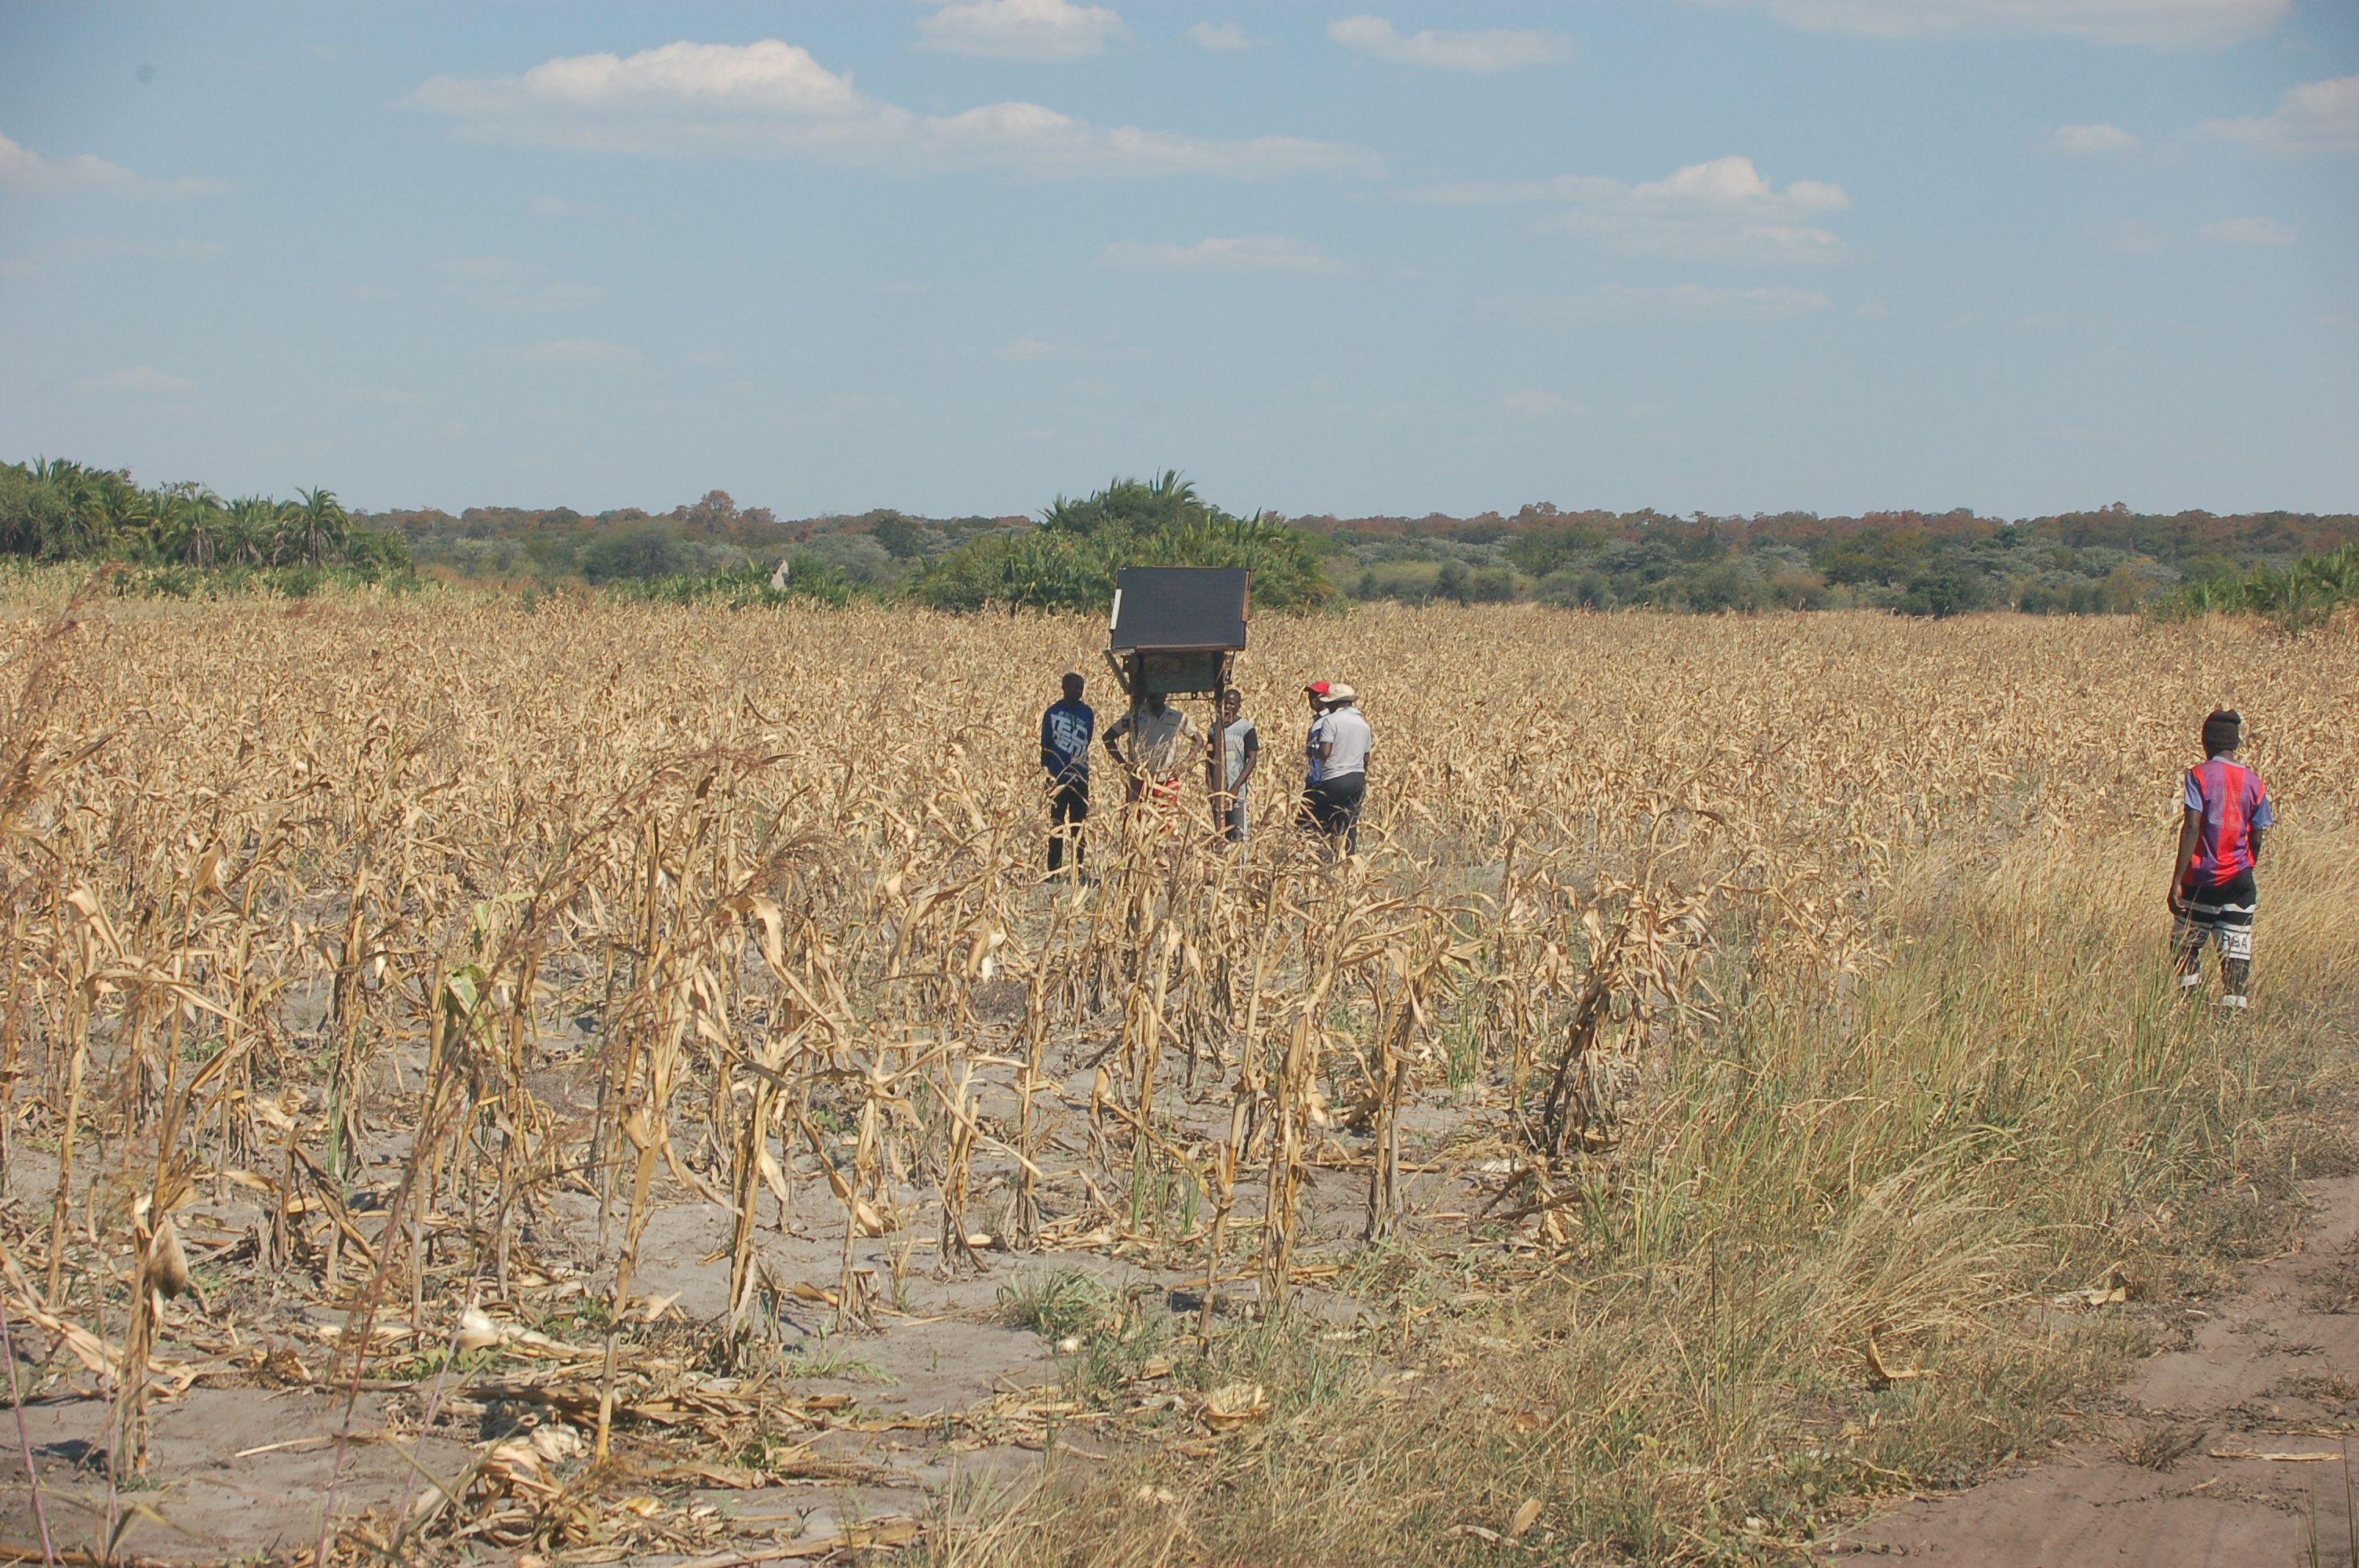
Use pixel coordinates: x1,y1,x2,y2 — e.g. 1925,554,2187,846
289,488,351,565
1506,520,1606,577
917,473,1331,613
1895,568,1982,619
226,496,285,566
871,514,927,559
35,459,140,557
155,483,230,568
0,463,74,557
580,525,682,583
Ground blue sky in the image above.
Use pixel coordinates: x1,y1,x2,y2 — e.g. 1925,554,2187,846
2,1,2354,520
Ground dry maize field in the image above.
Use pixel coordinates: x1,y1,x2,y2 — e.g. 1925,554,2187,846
0,588,2354,1566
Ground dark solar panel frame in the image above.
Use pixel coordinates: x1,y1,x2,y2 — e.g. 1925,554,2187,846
1107,567,1250,652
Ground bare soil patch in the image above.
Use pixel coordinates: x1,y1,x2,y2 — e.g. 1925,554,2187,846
1841,1173,2359,1566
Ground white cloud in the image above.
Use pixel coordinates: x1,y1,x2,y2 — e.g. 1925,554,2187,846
1687,0,2284,48
71,236,230,261
1581,285,1830,320
2197,216,2294,245
414,40,867,132
918,0,1125,60
79,365,198,394
1101,235,1350,272
438,256,604,311
413,39,1377,176
1329,15,1578,71
1000,335,1064,358
1427,156,1852,262
510,338,639,364
0,132,227,199
921,102,1374,175
1502,390,1587,416
1188,21,1266,51
2199,75,2359,156
2092,220,2172,252
2050,122,2140,154
1485,285,1829,325
325,386,429,408
1632,157,1849,211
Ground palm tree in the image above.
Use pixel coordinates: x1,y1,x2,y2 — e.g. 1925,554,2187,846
225,497,282,566
155,483,227,568
32,459,139,557
1041,470,1207,539
290,488,350,565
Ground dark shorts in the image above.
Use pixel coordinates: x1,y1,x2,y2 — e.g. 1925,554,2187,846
2175,867,2255,960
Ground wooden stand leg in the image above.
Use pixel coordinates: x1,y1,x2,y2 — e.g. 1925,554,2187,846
1209,678,1226,836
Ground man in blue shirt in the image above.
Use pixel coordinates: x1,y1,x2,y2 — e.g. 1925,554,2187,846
1040,673,1095,874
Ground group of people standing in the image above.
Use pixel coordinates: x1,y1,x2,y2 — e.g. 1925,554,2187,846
1037,673,1372,873
1046,684,2275,1006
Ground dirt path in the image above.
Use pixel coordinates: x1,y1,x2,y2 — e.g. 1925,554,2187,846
1837,1173,2359,1566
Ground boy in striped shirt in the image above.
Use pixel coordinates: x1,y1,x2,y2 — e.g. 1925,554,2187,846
2169,709,2272,1010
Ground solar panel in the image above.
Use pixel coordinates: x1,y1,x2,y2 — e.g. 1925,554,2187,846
1107,567,1250,652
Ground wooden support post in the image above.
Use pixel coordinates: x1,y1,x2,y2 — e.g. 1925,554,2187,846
1208,673,1227,836
1124,653,1142,802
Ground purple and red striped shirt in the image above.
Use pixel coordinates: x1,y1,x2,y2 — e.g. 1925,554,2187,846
2182,757,2273,885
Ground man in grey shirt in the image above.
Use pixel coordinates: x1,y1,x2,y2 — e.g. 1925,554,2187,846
1214,688,1259,842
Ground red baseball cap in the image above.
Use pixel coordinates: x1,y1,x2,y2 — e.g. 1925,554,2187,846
1303,680,1331,695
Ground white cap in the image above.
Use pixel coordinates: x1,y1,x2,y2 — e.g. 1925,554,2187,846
1326,684,1356,704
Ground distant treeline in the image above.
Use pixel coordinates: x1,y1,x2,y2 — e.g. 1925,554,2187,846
5,456,2354,622
1293,503,2359,619
363,488,1020,595
0,459,407,593
355,474,1333,612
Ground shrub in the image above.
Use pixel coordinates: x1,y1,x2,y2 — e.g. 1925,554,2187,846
916,473,1332,613
1896,568,1984,619
580,525,683,583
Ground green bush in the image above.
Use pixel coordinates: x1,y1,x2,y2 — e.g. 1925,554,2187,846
602,555,857,609
915,472,1332,613
1896,568,1985,619
580,524,683,583
2149,543,2357,630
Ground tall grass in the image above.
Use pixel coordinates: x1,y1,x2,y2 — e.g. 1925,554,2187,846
929,828,2359,1564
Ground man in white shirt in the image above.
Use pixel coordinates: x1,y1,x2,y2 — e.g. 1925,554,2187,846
1299,684,1372,855
1103,691,1204,803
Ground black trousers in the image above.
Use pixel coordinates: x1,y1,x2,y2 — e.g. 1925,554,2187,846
1299,774,1365,855
1048,778,1090,870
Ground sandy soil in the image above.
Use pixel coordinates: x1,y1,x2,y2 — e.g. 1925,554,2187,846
1837,1174,2359,1566
0,1006,1496,1563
